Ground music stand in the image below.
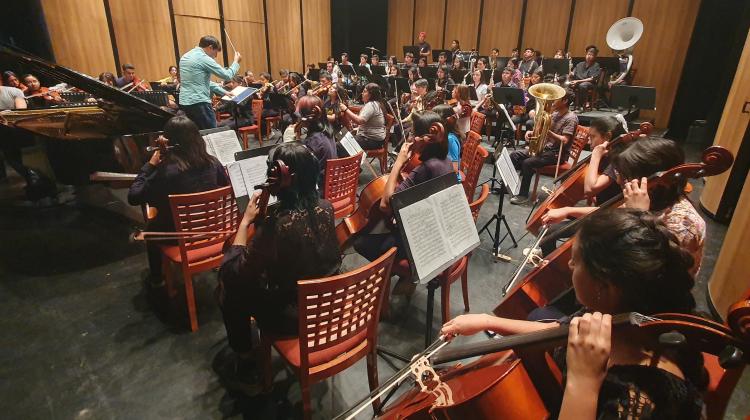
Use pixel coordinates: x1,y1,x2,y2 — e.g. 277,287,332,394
419,66,437,79
493,87,524,107
542,58,569,77
432,49,451,61
450,69,467,84
317,62,327,69
371,65,386,76
305,68,320,81
402,45,421,58
611,85,656,110
399,67,411,78
481,69,493,84
478,147,519,260
596,57,621,74
494,56,510,70
389,77,410,100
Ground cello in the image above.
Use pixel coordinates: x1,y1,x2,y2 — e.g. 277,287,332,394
526,122,653,235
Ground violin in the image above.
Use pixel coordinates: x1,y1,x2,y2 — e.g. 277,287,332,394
526,122,653,235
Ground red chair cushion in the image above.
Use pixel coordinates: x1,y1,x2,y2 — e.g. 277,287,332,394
239,124,259,132
159,242,225,264
271,329,369,367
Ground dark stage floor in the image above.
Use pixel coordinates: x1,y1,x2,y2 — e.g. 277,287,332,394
1,138,748,419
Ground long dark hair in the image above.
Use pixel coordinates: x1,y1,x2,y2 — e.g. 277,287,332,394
363,83,387,118
162,116,217,171
589,116,626,141
576,208,706,390
611,138,686,211
269,142,320,213
413,110,448,161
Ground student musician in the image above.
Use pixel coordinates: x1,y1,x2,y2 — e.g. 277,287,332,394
451,56,464,71
353,111,454,294
340,83,387,151
22,74,65,108
451,84,472,137
495,67,517,88
403,52,415,67
569,45,602,108
432,104,462,180
127,116,229,285
98,72,116,87
387,55,399,68
243,70,255,86
115,63,150,92
489,48,501,69
510,48,520,60
3,71,27,93
417,56,428,71
609,53,631,89
441,208,707,419
508,57,523,86
158,65,179,87
324,84,348,132
325,61,339,85
315,72,333,101
406,66,420,86
449,39,461,59
216,76,254,129
359,54,370,71
471,69,488,104
297,95,336,189
514,70,542,134
519,47,539,75
275,69,290,90
218,142,341,391
510,89,577,204
435,65,454,92
436,52,448,67
417,31,431,61
371,54,381,67
338,53,355,86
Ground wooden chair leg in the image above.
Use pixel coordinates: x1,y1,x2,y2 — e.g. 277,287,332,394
183,272,199,332
366,349,380,411
531,171,541,202
379,153,387,174
380,275,392,320
461,266,470,312
440,280,451,325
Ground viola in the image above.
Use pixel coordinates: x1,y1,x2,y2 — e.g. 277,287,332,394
526,122,653,235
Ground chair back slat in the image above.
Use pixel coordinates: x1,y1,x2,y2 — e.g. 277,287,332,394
463,145,489,202
470,111,486,134
324,153,362,218
569,125,590,164
469,184,490,222
297,248,397,370
251,99,264,124
461,130,482,174
169,186,239,259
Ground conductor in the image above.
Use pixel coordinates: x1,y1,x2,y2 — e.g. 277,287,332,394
179,35,241,129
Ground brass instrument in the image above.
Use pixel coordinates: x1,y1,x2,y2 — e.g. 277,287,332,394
256,82,273,98
526,83,566,156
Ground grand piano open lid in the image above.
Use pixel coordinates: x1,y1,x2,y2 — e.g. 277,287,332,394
0,45,173,139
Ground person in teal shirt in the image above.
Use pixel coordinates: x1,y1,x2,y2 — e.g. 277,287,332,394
433,104,462,181
178,35,241,129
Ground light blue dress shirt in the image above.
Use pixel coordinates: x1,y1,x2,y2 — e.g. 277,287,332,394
178,47,239,106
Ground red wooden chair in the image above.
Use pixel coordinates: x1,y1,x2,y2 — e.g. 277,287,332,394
530,125,589,202
160,186,240,331
364,113,395,174
238,100,263,149
323,152,362,219
469,111,486,135
460,130,482,175
462,144,489,202
261,247,397,419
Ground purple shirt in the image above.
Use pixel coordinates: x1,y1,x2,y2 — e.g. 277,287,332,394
396,157,454,193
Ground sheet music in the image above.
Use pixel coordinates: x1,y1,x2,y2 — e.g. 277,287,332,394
399,201,451,281
432,184,480,256
237,156,278,205
204,130,243,166
497,147,521,196
221,86,247,101
339,131,365,164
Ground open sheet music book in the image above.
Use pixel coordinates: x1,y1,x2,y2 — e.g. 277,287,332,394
221,86,257,104
201,127,243,166
497,147,521,196
226,156,277,213
396,183,480,283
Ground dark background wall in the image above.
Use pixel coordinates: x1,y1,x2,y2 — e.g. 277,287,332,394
0,0,53,75
331,0,388,61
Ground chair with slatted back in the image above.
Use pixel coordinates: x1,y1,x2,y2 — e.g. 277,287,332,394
460,130,482,175
323,152,362,219
462,144,489,202
238,100,263,149
470,111,486,135
261,247,397,419
530,125,589,202
160,186,239,331
364,113,395,174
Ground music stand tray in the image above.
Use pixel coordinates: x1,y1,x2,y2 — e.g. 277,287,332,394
542,58,569,76
611,85,656,110
493,87,524,106
402,45,421,57
419,66,437,79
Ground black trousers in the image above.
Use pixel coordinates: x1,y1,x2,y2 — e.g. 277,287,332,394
540,220,573,256
355,134,385,151
353,232,407,263
509,149,559,197
181,102,217,130
0,125,32,181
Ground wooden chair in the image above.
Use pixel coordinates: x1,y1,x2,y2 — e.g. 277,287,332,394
261,247,397,419
469,111,486,135
238,100,263,149
364,113,395,174
160,186,240,331
462,144,489,202
530,125,589,202
460,130,482,175
323,152,362,219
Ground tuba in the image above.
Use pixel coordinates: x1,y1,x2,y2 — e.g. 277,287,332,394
606,17,643,79
527,83,566,156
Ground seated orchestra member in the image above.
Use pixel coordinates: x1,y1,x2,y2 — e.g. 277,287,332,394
471,69,488,103
22,74,65,108
513,70,542,133
0,82,29,184
387,55,398,68
569,45,602,109
495,66,517,88
340,83,387,151
359,54,370,70
510,89,577,204
449,39,461,59
476,57,488,72
255,72,279,122
275,69,289,90
541,137,706,276
407,66,420,85
115,63,150,92
242,70,255,86
98,72,116,86
519,47,539,75
404,52,415,67
436,51,448,67
158,65,179,86
325,61,338,85
371,54,381,67
218,142,341,390
451,55,464,71
435,65,454,92
441,208,707,419
432,104,462,180
417,56,428,70
417,31,431,61
609,53,631,89
387,65,399,78
298,95,336,189
316,71,333,101
510,48,520,60
216,76,254,129
3,71,28,93
127,116,229,284
324,84,347,132
353,111,454,274
508,57,523,86
451,84,471,136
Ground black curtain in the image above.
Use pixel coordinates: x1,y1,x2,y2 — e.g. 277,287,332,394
331,0,388,61
0,0,54,83
667,0,750,143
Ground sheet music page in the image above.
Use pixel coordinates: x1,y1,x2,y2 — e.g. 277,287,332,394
237,156,277,205
226,161,249,198
222,86,247,101
398,199,452,282
204,130,243,165
497,147,521,195
431,184,480,257
340,131,365,164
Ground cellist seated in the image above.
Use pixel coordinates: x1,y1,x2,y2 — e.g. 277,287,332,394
441,208,708,419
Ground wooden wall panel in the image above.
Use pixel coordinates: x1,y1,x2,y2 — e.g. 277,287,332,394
172,0,219,18
223,0,264,23
444,0,481,51
568,0,629,56
521,0,572,57
631,0,700,127
414,0,446,53
479,0,523,55
109,0,175,81
387,0,414,59
303,0,332,69
225,21,268,74
266,0,302,77
174,15,221,61
41,0,115,77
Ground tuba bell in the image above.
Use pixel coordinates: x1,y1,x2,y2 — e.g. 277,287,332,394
527,83,567,156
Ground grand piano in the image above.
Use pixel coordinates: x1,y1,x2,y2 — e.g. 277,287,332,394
0,46,174,189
